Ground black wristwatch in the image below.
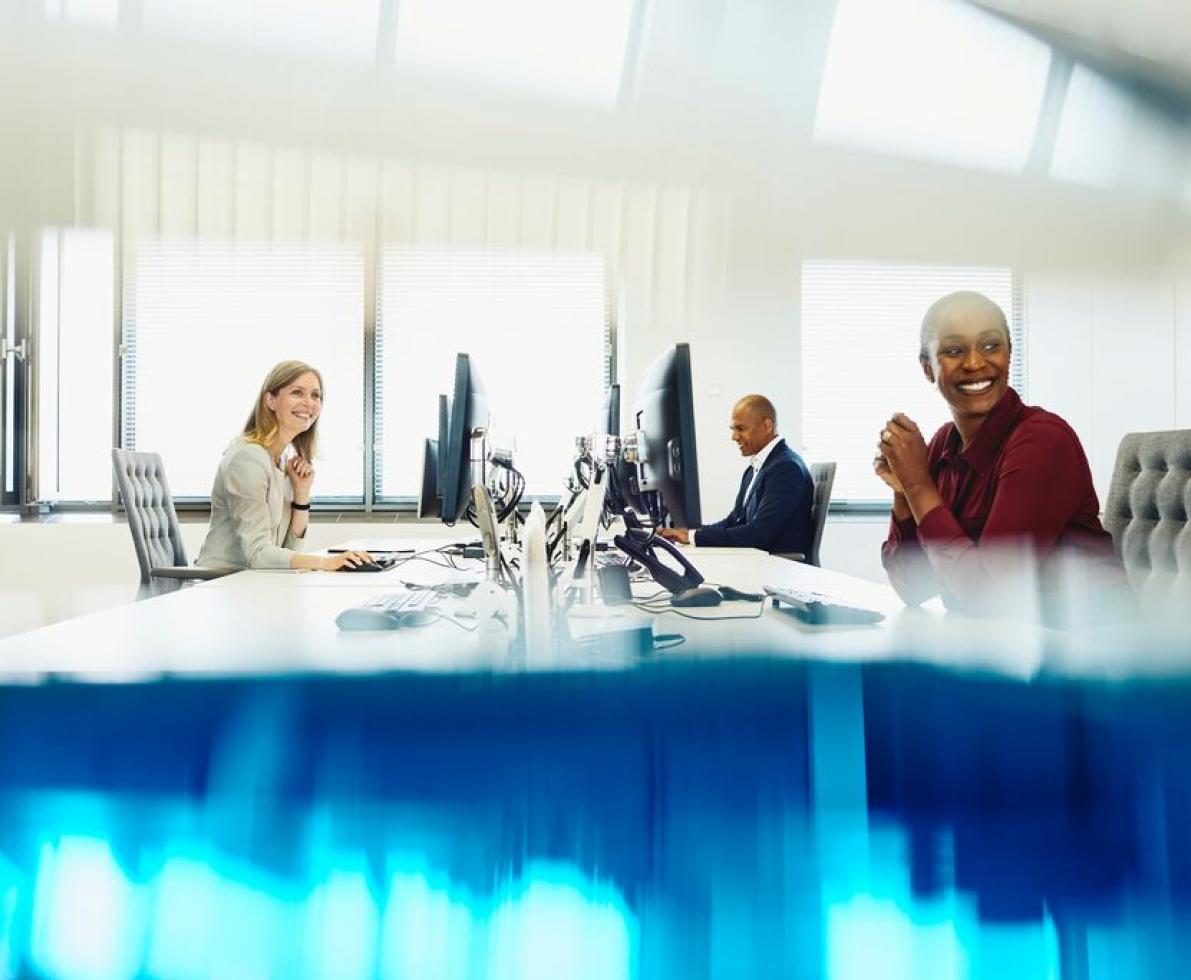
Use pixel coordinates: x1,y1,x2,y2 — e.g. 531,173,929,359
291,501,311,511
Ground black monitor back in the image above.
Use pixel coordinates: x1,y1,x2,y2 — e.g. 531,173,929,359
435,394,448,497
417,438,442,519
632,344,701,527
441,353,490,524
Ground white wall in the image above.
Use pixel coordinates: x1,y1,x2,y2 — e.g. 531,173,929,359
1025,271,1191,503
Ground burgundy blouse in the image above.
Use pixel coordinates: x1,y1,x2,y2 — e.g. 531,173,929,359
881,388,1121,612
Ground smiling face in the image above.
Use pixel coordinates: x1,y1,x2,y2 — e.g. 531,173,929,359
921,300,1011,436
265,371,322,441
729,402,775,457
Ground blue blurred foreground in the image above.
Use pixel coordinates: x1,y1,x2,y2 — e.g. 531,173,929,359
1,659,1190,978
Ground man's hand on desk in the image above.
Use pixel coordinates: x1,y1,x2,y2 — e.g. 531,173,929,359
656,528,690,546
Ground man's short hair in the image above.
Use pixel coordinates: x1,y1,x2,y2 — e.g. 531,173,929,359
920,291,1010,360
736,394,777,427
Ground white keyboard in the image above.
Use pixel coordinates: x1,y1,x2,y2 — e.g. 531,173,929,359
764,585,884,626
364,588,438,613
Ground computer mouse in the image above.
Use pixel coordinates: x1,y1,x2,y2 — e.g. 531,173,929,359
340,559,384,573
671,586,723,608
396,609,438,628
335,607,401,631
717,585,765,603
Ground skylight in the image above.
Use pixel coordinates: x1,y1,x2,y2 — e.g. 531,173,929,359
141,0,382,62
814,0,1052,173
394,0,635,107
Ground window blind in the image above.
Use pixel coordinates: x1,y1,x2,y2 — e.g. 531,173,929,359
376,246,608,499
123,240,365,499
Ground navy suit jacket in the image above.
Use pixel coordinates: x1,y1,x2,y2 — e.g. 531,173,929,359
696,439,814,555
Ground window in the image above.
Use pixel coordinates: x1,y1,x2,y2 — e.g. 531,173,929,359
122,240,365,500
37,229,115,503
34,236,610,509
376,246,608,499
814,0,1051,173
27,128,619,510
801,261,1023,504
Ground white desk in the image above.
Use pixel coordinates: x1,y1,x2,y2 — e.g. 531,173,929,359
202,538,486,590
0,537,1065,685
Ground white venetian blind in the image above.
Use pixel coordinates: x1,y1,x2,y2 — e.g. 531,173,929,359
377,246,608,499
123,240,365,499
801,261,1024,504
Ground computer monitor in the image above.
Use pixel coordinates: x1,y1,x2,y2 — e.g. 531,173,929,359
600,383,621,437
416,394,450,518
630,343,701,528
416,438,442,519
435,393,448,497
440,353,490,525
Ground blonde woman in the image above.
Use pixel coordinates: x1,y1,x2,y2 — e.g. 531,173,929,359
197,360,370,571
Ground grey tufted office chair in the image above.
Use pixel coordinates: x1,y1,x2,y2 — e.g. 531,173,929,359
112,449,232,596
1103,430,1191,614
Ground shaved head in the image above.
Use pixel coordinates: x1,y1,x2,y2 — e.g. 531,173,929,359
734,394,777,427
730,394,778,457
920,291,1010,360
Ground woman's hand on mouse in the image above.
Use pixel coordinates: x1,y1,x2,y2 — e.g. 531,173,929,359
318,550,373,571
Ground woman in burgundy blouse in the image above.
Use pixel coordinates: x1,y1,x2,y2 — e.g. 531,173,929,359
874,291,1124,616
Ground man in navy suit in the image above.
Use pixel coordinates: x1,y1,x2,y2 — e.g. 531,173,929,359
657,394,813,555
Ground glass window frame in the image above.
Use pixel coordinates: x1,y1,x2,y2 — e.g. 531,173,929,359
22,227,616,514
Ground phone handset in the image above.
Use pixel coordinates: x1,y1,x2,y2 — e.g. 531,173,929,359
612,528,705,595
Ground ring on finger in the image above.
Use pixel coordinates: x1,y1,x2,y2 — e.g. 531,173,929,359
881,428,893,444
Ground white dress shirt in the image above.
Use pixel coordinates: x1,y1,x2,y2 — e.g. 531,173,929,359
692,434,782,546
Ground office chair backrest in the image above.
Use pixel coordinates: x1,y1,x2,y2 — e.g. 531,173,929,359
112,448,189,585
807,461,836,567
1103,430,1191,609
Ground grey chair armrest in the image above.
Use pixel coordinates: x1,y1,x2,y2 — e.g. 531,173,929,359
150,566,237,581
774,552,806,562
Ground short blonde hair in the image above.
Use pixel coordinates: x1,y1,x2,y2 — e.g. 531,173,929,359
243,360,323,460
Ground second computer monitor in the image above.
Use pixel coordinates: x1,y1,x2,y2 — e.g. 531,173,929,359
440,353,490,524
631,343,701,528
